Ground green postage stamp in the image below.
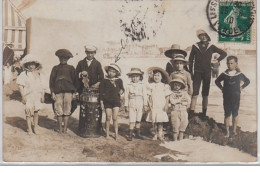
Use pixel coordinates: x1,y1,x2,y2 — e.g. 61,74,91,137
207,0,256,43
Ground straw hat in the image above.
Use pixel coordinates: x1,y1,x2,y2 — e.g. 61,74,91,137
126,68,144,76
147,67,170,84
172,55,189,65
21,54,42,70
169,78,185,89
196,29,211,41
104,63,121,76
164,44,187,58
84,45,97,52
55,49,73,58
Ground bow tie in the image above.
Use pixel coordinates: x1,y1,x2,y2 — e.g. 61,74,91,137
174,70,184,74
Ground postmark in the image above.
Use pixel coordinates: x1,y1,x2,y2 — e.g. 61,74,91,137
207,0,256,42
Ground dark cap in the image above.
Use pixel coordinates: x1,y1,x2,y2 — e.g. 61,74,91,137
55,49,73,58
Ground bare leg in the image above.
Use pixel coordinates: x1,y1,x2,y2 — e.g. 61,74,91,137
57,116,63,133
26,116,32,135
179,131,184,140
105,108,112,139
63,116,69,133
173,132,178,141
112,107,119,141
152,123,158,140
224,116,231,137
33,111,39,134
158,123,164,141
190,95,198,113
232,116,238,135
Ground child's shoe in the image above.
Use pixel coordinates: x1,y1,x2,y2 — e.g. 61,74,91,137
127,130,133,141
135,128,144,140
152,134,158,140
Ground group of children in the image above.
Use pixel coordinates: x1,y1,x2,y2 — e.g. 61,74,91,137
16,30,250,140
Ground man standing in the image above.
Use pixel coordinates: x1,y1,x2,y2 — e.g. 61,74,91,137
76,45,104,135
189,29,227,117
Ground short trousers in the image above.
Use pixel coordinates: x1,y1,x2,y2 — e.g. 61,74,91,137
223,92,240,117
103,100,121,109
193,71,211,96
24,92,42,116
54,92,73,116
170,110,188,133
128,97,144,122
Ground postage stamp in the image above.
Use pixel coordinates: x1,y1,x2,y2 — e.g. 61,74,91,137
207,0,256,43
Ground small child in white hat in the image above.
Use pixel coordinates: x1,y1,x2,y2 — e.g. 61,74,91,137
125,68,148,141
168,78,191,141
100,63,125,141
16,54,45,135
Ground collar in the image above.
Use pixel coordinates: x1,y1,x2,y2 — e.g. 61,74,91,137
129,81,143,85
105,77,119,81
86,59,93,62
223,69,241,76
173,69,185,74
194,42,212,52
84,57,95,62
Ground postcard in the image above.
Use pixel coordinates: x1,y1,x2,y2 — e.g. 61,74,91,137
1,0,258,164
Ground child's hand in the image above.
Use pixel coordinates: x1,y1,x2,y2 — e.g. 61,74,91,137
21,96,26,104
51,93,56,101
119,89,124,95
125,106,129,112
143,105,149,112
163,105,168,112
81,71,88,77
91,82,100,89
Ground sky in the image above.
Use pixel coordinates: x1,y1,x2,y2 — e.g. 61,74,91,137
10,0,256,50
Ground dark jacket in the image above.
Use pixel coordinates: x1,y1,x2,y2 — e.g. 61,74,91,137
76,57,104,93
99,78,124,103
189,42,227,73
215,69,250,94
49,63,77,94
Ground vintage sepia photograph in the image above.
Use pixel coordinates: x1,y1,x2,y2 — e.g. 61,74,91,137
1,0,258,164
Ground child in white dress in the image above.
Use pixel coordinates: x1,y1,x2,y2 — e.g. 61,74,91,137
146,67,171,141
16,54,45,135
125,68,148,141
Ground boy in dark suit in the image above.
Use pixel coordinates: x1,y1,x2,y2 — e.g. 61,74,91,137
76,45,104,134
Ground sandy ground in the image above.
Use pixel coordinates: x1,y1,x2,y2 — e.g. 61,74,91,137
2,54,257,163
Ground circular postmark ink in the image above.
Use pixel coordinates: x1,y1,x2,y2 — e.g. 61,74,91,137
207,0,256,37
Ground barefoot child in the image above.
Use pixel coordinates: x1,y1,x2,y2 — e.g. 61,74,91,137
49,49,77,133
215,56,250,137
125,68,148,141
168,78,191,141
100,63,124,140
146,67,171,141
16,54,45,135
